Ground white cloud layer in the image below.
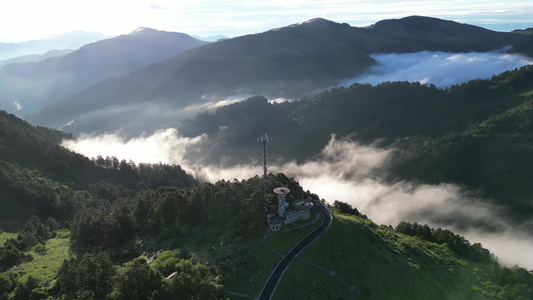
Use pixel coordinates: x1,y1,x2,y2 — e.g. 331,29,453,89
343,51,533,88
61,128,206,168
63,131,533,269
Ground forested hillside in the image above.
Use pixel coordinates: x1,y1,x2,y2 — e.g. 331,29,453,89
1,109,533,298
177,65,533,220
0,110,195,230
27,16,531,135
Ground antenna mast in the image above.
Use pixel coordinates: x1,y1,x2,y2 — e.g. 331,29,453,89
257,133,270,217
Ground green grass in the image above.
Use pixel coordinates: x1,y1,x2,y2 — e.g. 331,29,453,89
9,231,71,284
277,212,487,300
218,214,323,298
265,214,322,253
222,241,283,297
273,259,351,300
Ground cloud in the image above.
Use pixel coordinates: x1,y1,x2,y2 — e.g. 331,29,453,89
343,51,533,88
189,97,245,111
57,97,251,137
61,128,207,169
63,131,533,269
268,97,291,104
13,100,23,111
59,120,75,129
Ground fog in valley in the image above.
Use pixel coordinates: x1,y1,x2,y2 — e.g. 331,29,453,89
52,51,533,137
63,130,533,269
343,50,532,88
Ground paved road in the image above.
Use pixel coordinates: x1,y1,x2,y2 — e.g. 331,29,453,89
258,202,333,300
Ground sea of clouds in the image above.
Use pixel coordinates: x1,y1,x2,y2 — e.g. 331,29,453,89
343,50,532,88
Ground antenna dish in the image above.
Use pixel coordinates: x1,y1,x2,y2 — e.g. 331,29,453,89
274,187,290,195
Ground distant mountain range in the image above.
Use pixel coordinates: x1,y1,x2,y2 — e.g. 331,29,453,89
0,31,109,60
0,28,208,114
24,16,532,135
192,34,230,42
0,49,75,66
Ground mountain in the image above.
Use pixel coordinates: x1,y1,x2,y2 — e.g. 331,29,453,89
1,111,532,299
0,28,208,114
0,31,108,60
27,16,531,135
512,28,533,35
0,49,74,66
366,16,524,52
192,34,230,42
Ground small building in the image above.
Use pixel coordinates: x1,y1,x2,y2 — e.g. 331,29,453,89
268,216,284,232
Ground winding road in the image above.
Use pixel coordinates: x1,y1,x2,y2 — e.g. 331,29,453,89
258,202,333,300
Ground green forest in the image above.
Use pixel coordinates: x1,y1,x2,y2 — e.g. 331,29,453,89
178,65,533,222
2,66,533,299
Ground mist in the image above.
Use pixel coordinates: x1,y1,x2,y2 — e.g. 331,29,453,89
57,97,250,138
343,51,533,88
45,50,532,138
63,131,533,269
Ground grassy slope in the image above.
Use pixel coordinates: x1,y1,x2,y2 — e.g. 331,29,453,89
219,213,323,297
275,212,488,300
8,230,71,283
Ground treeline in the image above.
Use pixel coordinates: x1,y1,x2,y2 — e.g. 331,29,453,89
331,201,492,263
0,159,197,230
0,110,196,190
69,173,296,253
394,221,491,263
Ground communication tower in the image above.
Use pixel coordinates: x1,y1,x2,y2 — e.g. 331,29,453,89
257,133,271,218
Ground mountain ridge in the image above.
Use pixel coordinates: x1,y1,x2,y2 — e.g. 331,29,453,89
0,31,109,60
0,29,208,114
27,16,532,134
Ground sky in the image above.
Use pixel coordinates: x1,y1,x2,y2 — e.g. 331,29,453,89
0,0,532,43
